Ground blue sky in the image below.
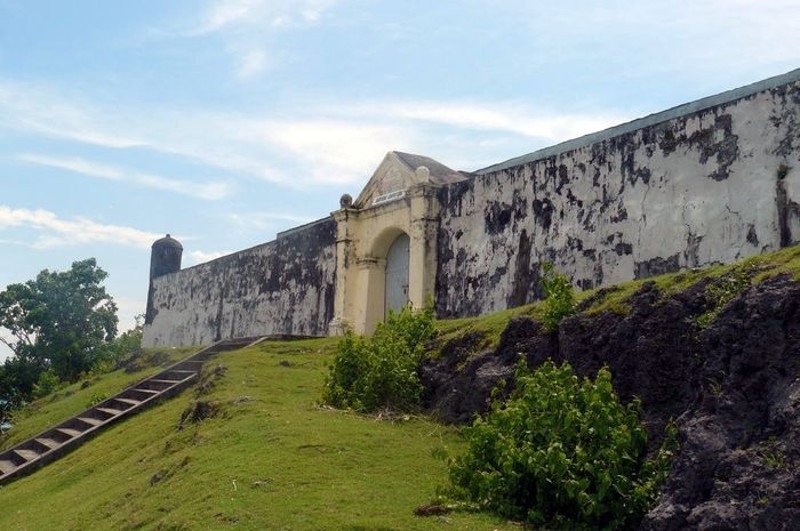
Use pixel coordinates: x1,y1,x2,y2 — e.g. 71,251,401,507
2,0,799,359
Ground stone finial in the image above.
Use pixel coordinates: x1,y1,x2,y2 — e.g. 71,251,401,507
340,193,353,208
415,165,430,181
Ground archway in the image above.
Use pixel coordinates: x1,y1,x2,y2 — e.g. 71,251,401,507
384,233,410,318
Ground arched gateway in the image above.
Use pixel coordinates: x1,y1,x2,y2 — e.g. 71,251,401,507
329,151,466,335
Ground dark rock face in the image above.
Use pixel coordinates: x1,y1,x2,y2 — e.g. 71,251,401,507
421,276,800,530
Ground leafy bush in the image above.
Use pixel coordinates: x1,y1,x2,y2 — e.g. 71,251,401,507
445,360,675,530
540,262,575,332
321,304,435,413
32,370,60,399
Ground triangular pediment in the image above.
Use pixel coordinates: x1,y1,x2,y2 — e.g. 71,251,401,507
353,151,467,209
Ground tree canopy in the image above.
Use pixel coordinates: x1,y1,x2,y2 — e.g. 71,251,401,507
0,258,119,402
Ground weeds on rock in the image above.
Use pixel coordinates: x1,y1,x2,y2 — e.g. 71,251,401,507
695,262,756,328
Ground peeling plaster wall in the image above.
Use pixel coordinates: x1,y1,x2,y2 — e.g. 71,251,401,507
435,77,800,317
142,218,336,347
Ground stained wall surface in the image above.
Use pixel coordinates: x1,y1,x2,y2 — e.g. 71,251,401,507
435,71,800,317
142,218,336,347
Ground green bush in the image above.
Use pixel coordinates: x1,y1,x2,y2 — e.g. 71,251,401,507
321,304,435,413
540,262,575,332
445,360,675,530
32,370,60,399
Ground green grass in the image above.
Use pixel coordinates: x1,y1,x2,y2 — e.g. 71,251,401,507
1,347,195,449
0,339,510,530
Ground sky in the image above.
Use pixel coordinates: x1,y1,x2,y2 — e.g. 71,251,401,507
1,0,800,360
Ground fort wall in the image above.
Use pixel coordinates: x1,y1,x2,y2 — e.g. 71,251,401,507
143,69,800,345
434,72,800,317
142,218,336,347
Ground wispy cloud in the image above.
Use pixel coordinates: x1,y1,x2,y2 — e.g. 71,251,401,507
190,0,341,35
17,153,233,201
0,206,162,249
334,101,628,146
0,78,638,188
182,0,343,78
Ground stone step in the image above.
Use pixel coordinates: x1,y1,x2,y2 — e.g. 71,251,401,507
14,449,41,462
24,439,52,454
138,379,181,392
172,360,205,371
121,388,160,402
35,437,61,450
95,407,124,417
0,336,266,486
113,398,140,408
55,427,83,438
0,459,19,474
159,370,196,380
83,408,115,422
1,451,27,467
43,429,73,444
76,416,104,428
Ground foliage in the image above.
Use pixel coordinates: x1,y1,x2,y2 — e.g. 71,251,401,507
101,313,144,373
32,370,61,399
445,360,676,530
86,391,110,408
321,304,435,413
539,262,576,331
0,258,118,401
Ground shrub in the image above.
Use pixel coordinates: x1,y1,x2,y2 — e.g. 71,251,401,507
540,262,575,332
321,304,435,413
32,369,60,399
444,360,675,530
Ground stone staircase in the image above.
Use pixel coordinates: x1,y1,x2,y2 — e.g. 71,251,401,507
0,336,265,486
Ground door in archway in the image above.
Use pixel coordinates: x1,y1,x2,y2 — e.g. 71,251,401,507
384,233,410,318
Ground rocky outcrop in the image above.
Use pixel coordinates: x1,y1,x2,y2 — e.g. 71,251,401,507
421,275,800,530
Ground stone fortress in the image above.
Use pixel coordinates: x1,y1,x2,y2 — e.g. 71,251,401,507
143,68,800,348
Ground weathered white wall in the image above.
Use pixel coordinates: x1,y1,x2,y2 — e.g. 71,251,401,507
435,74,800,317
142,218,336,347
142,70,800,342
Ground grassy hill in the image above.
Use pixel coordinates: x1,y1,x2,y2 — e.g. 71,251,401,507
2,244,800,530
0,340,509,530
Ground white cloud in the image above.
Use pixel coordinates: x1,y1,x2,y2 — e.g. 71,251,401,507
17,153,124,180
114,296,146,333
255,119,413,185
191,0,264,35
0,79,640,189
337,101,629,144
17,153,233,201
191,0,341,35
187,249,233,264
235,48,270,79
0,206,162,249
182,0,343,80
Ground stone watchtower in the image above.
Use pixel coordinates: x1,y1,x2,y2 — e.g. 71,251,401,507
145,234,183,325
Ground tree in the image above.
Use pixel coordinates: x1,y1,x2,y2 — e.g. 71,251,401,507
0,258,118,397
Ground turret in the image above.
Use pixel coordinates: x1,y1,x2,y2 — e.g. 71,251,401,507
145,234,183,325
149,234,183,280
